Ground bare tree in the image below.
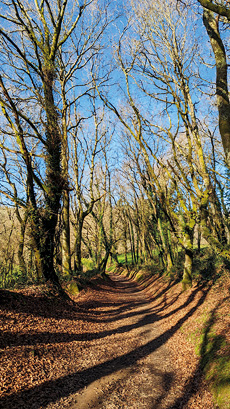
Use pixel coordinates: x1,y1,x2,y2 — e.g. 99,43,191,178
94,0,218,287
69,99,110,274
0,0,111,293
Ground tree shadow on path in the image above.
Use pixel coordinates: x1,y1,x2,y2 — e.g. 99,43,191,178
0,279,210,409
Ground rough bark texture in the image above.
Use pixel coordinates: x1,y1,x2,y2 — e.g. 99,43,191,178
182,227,194,289
203,8,230,165
62,190,71,276
38,64,63,290
198,0,230,19
74,214,84,273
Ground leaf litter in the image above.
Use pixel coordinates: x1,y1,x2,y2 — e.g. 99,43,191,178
0,273,228,408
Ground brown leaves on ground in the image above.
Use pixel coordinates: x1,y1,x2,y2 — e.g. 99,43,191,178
0,273,229,408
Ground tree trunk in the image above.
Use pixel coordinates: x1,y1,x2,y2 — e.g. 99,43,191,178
74,216,84,274
182,228,194,290
182,248,193,290
124,226,128,264
18,220,27,277
61,89,71,276
40,216,60,285
38,64,64,293
62,190,71,276
203,9,230,166
157,216,173,274
197,221,201,253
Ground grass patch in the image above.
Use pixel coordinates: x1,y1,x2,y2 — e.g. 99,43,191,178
82,258,95,271
200,329,230,409
117,253,134,265
106,253,138,273
135,271,144,282
0,265,36,289
183,302,230,409
67,281,80,296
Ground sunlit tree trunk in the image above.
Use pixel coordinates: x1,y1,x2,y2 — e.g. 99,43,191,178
74,212,84,274
18,219,27,277
61,86,71,276
203,9,230,166
182,225,194,290
39,64,63,290
62,190,71,276
157,216,173,274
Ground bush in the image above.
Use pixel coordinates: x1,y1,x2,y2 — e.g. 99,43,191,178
167,249,184,282
0,265,34,289
193,248,217,283
82,258,95,271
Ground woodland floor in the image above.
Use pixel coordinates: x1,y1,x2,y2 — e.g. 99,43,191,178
0,271,229,409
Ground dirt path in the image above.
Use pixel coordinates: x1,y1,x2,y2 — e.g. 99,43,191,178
68,274,175,409
0,273,216,409
47,273,215,409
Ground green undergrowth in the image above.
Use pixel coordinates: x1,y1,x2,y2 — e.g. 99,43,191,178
116,252,133,265
66,280,80,296
181,292,230,409
70,268,100,290
107,253,135,273
61,265,101,295
200,332,230,409
82,258,95,271
0,265,39,289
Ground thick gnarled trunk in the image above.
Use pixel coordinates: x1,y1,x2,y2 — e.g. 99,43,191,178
203,9,230,165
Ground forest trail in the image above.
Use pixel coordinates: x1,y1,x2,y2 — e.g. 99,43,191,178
69,274,174,409
50,273,215,409
0,273,216,409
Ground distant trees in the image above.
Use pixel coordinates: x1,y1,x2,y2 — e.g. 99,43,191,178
69,99,112,274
